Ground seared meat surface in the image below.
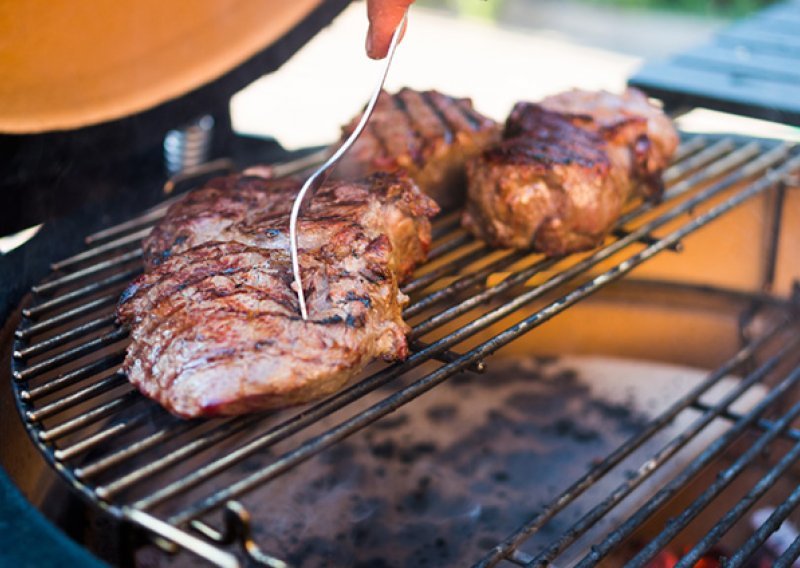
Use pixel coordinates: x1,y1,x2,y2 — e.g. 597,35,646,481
119,173,438,417
463,88,678,254
335,88,499,210
538,88,679,198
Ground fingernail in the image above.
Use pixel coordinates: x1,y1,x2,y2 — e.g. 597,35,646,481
366,28,375,58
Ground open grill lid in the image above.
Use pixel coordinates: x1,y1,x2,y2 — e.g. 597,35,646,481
0,0,350,236
0,0,352,135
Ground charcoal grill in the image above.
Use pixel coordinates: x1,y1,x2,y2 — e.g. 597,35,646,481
3,130,800,566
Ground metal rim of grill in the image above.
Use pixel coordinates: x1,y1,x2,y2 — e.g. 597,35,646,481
8,133,800,567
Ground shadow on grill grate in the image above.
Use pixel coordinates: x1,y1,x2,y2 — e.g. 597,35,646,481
9,133,800,566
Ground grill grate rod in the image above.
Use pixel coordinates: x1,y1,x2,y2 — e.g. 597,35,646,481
100,143,795,513
76,418,235,480
23,269,140,319
94,416,263,498
52,227,152,271
676,438,800,567
22,352,125,402
539,347,800,568
16,295,119,340
14,314,116,360
13,328,128,381
623,375,800,567
163,150,798,527
407,255,557,340
33,249,144,295
84,207,169,246
616,141,762,228
473,316,793,567
776,534,800,568
404,249,527,318
401,244,488,295
423,232,473,263
429,213,462,241
668,135,707,163
84,196,185,245
690,401,800,442
507,550,534,566
661,138,734,184
27,372,127,422
738,489,800,568
40,391,143,442
54,411,156,462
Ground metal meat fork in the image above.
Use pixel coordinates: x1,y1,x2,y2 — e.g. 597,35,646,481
289,10,409,320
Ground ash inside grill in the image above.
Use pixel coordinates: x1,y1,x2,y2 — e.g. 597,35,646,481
135,356,759,567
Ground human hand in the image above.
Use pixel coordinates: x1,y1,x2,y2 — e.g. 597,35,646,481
366,0,415,60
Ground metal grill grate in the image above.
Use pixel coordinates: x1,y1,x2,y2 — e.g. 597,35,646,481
9,134,800,566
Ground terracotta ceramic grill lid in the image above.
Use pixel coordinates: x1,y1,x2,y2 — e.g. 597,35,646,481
0,0,323,133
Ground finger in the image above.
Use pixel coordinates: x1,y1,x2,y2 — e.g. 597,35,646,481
366,0,414,60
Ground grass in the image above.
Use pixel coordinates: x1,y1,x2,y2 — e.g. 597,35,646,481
419,0,778,19
579,0,776,17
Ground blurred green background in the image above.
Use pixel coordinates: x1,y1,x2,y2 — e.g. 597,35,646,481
581,0,775,16
419,0,778,18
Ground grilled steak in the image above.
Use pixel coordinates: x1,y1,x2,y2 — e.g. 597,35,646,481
335,88,499,211
538,88,679,198
463,88,678,254
118,173,439,417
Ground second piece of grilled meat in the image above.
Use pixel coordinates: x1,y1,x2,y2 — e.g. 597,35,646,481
118,173,439,418
335,88,499,211
463,88,678,254
538,88,679,198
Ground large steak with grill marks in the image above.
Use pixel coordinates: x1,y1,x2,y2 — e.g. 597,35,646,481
118,173,438,418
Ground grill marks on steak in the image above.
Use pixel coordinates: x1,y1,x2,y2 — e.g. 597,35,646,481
143,175,300,269
335,88,499,211
464,107,622,254
539,88,679,199
143,173,435,280
119,174,438,417
463,88,678,254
